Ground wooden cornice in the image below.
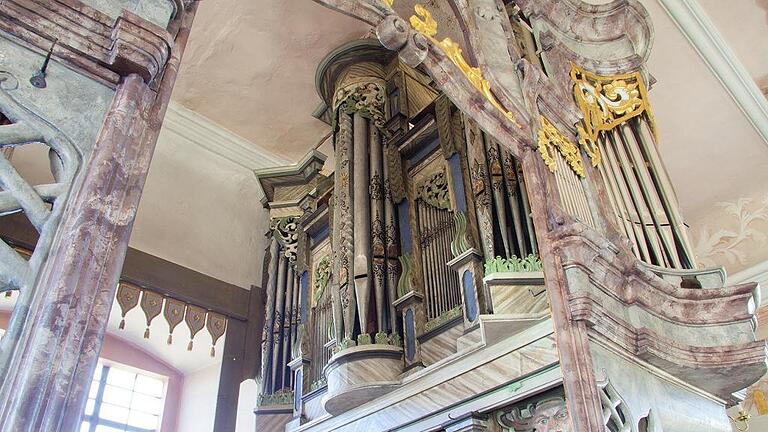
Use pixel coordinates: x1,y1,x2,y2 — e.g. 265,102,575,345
0,0,173,86
0,212,251,321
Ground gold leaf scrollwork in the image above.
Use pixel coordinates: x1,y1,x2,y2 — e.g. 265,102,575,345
571,64,659,167
409,5,521,128
537,115,584,177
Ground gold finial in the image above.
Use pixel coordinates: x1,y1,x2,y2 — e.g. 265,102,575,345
410,5,521,128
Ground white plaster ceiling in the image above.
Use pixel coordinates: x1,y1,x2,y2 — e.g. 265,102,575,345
171,0,370,161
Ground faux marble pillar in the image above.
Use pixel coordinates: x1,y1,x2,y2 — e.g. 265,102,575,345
0,74,154,430
448,248,489,330
287,354,310,428
393,291,425,370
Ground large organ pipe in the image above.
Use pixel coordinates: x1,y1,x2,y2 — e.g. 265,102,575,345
336,111,356,342
260,237,279,393
352,112,371,336
281,267,295,387
633,117,695,267
270,254,288,393
517,164,538,254
370,125,386,334
603,132,651,262
383,150,400,333
617,123,679,267
501,151,528,257
609,130,666,264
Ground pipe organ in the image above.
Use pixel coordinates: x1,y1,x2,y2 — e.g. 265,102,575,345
251,1,765,427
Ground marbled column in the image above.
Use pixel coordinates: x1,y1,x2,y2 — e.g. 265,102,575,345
0,74,155,430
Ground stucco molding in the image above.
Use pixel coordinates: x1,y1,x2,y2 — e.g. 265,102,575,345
729,260,768,306
656,0,768,148
162,101,287,172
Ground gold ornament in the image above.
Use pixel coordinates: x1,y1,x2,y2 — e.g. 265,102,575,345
383,0,393,6
570,64,659,167
410,4,521,128
537,115,584,177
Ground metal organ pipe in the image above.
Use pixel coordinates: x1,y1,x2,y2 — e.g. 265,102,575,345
260,236,280,393
369,125,386,334
352,112,371,336
271,254,288,393
281,266,295,387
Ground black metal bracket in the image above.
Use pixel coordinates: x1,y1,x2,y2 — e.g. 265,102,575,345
30,39,57,89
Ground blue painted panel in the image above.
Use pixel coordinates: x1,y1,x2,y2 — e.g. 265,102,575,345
448,153,467,212
294,369,302,414
300,270,310,323
405,308,416,363
310,224,329,247
398,200,413,254
408,134,440,166
462,270,478,322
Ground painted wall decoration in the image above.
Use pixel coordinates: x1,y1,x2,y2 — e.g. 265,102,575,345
115,282,228,357
692,194,768,270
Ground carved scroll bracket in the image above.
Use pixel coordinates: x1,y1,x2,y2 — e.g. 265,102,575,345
571,64,659,167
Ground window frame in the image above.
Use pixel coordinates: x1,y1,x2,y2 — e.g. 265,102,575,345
82,361,167,432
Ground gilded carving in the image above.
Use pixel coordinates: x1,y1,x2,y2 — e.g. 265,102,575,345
537,115,584,177
571,64,658,167
409,5,522,128
470,160,490,207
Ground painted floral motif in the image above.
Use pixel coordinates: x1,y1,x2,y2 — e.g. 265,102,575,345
692,195,768,268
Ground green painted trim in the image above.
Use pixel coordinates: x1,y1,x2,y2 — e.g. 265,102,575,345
484,254,542,275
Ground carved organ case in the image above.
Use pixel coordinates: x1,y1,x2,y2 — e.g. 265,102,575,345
253,0,766,424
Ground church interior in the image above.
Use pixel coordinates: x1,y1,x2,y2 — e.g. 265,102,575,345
0,0,767,431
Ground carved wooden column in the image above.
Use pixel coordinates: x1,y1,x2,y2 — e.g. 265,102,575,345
0,2,198,429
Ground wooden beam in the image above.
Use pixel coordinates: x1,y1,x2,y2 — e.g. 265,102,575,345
0,213,251,321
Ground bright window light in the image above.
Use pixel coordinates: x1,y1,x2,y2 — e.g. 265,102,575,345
81,361,166,432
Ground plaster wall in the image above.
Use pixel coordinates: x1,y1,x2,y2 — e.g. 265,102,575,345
129,115,274,290
639,0,768,274
177,361,222,432
698,0,768,89
235,379,259,432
